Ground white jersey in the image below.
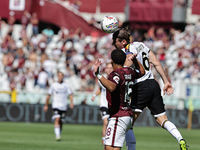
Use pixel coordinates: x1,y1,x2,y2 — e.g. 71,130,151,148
48,82,73,111
98,75,108,108
122,42,154,84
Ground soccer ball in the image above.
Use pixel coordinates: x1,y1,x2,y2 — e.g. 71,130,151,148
101,15,118,34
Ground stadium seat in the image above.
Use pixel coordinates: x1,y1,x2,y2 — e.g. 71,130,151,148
168,45,177,52
84,36,92,44
65,41,73,49
47,41,57,50
74,42,83,53
0,94,10,102
16,40,23,48
17,92,28,103
52,34,60,43
25,79,35,92
57,61,66,68
57,41,63,49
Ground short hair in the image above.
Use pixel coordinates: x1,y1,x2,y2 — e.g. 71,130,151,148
112,26,131,45
111,49,126,66
58,71,64,76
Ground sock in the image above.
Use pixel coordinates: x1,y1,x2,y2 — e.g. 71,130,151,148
54,125,60,138
125,128,136,150
102,137,105,148
163,120,183,143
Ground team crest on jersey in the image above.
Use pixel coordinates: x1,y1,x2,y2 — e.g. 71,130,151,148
113,76,119,84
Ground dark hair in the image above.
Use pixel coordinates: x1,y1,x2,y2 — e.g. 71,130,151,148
111,49,126,66
112,26,131,45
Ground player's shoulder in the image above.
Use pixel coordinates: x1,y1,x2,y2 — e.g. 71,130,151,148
62,81,70,87
130,42,149,53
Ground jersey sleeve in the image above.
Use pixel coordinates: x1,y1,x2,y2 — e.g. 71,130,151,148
48,84,53,95
66,85,73,95
108,71,121,86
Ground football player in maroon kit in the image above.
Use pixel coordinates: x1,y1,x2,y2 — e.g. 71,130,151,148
93,49,145,150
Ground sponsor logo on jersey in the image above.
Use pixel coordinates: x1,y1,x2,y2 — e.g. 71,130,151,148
124,74,132,79
136,44,144,53
113,76,119,84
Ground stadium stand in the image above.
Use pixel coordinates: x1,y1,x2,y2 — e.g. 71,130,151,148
0,0,199,107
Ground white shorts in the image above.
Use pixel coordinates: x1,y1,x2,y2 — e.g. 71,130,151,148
105,116,132,147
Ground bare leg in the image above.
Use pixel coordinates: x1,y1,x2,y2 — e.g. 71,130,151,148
102,117,109,148
105,145,121,150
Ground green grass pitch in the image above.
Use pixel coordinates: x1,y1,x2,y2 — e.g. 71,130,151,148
0,122,199,150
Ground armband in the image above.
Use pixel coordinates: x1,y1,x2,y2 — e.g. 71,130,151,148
96,74,102,80
135,69,140,73
93,94,96,97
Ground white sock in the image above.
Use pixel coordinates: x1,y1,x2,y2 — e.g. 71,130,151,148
102,137,105,148
54,125,60,137
125,129,136,150
163,120,183,143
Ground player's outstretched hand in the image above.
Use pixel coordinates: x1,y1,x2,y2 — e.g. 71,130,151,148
124,53,137,67
93,59,102,75
128,53,137,61
70,103,74,109
43,105,48,112
163,82,174,95
91,96,95,101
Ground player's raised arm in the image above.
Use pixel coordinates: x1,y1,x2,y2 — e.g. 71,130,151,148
130,54,145,78
43,94,51,112
93,59,117,92
91,87,101,101
69,94,74,109
149,50,173,95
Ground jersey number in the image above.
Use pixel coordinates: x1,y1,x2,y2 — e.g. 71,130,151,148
124,81,134,105
142,52,150,71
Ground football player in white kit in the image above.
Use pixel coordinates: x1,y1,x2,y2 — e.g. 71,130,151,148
92,62,113,149
43,72,74,141
112,27,188,150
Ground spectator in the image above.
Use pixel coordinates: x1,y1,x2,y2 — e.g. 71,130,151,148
21,10,31,28
30,12,39,35
58,26,69,42
37,68,49,89
0,16,6,37
70,0,82,11
30,34,39,49
42,26,54,44
7,12,15,33
52,46,62,62
42,57,56,77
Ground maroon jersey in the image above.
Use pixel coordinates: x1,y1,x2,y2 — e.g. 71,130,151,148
107,67,142,118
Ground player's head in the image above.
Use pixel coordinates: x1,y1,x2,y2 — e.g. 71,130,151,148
105,62,113,75
57,71,64,83
111,49,126,67
112,26,131,49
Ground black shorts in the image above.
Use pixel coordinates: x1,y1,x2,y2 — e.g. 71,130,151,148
131,79,165,116
52,108,66,120
100,107,110,119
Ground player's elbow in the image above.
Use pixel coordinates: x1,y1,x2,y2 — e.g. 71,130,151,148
141,69,145,77
107,85,116,92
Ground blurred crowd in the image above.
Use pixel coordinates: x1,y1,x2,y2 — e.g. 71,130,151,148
0,11,200,94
